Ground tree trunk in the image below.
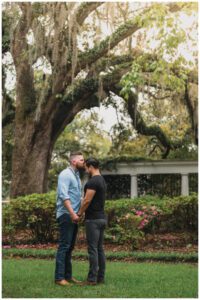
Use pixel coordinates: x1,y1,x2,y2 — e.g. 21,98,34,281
10,83,100,197
10,119,54,197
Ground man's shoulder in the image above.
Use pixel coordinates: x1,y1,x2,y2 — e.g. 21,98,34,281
92,175,104,182
87,175,102,186
87,176,97,183
59,168,71,179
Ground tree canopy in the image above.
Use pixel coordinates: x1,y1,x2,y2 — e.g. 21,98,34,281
2,2,198,197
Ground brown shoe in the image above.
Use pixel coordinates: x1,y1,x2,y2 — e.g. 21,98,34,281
55,279,71,286
68,277,82,284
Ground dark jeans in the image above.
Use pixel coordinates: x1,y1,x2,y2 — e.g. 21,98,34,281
55,214,78,281
85,219,106,283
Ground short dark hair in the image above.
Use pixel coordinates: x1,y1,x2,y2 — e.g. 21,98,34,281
85,157,100,169
69,151,83,162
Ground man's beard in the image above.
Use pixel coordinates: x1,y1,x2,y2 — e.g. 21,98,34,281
76,166,86,179
76,165,86,172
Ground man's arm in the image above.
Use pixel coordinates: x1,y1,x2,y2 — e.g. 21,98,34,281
77,189,96,217
64,199,75,216
58,173,79,222
64,200,79,223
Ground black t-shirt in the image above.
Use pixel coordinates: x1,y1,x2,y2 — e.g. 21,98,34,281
84,175,107,220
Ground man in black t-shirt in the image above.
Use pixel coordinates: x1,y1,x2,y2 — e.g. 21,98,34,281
77,158,107,285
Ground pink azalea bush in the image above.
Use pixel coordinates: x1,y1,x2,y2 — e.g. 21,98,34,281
132,206,161,231
117,213,144,249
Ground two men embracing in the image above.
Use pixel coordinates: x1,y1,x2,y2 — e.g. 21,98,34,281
55,152,107,286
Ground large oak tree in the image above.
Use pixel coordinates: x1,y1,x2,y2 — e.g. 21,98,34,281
2,2,198,197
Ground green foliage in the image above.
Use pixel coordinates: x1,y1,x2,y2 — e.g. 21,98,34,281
116,213,144,249
120,3,197,98
63,78,99,104
120,62,144,99
168,145,198,160
2,123,14,199
105,196,161,247
120,55,187,98
135,4,169,28
3,193,197,245
105,250,198,263
105,194,197,247
3,192,58,243
149,60,186,93
163,193,198,231
2,12,11,54
2,248,198,263
2,204,15,240
109,53,195,160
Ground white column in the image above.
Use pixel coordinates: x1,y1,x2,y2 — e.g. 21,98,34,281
181,173,189,196
131,175,138,198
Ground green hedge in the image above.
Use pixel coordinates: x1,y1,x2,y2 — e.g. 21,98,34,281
108,194,197,228
3,192,57,243
105,194,197,247
2,248,198,263
2,193,198,246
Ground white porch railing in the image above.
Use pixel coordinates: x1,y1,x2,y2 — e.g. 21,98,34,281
101,160,198,198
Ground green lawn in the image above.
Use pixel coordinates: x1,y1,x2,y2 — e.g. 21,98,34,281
2,259,198,298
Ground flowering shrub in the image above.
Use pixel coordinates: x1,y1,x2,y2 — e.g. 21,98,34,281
132,206,162,232
117,213,144,249
105,194,197,248
2,193,197,246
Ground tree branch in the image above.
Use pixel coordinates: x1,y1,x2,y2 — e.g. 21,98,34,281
126,91,195,158
144,89,174,100
78,20,140,71
107,87,190,158
11,3,36,116
75,2,104,26
11,3,32,64
51,63,132,141
87,54,133,77
185,82,198,144
75,3,186,74
29,18,52,65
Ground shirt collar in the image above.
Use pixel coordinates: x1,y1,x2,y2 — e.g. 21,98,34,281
69,166,79,175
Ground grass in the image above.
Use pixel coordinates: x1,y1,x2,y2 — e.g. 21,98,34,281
2,248,198,262
2,259,198,298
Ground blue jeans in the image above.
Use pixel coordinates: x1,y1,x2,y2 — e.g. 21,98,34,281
85,219,106,283
55,214,78,281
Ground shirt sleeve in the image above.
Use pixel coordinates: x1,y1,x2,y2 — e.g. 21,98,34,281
58,172,71,202
85,179,97,191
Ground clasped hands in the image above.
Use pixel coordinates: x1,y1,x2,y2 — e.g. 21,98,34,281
70,212,83,223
